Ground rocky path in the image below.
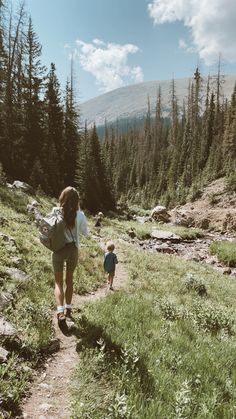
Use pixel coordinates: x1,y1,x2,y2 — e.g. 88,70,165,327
21,239,128,419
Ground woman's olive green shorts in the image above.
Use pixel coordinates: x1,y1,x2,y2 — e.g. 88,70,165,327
52,243,78,273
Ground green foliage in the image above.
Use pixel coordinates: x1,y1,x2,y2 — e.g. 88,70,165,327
210,240,236,267
184,273,207,296
0,185,106,416
72,241,236,418
225,171,236,193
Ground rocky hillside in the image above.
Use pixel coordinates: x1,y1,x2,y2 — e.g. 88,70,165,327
170,178,236,232
80,75,236,126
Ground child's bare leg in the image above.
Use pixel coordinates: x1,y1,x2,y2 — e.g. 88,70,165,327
109,273,114,289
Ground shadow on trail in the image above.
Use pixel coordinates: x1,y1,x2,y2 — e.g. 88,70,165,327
70,315,156,398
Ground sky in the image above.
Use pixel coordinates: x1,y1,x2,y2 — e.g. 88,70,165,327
11,0,236,102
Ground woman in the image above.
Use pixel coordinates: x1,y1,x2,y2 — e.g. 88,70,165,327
52,187,88,325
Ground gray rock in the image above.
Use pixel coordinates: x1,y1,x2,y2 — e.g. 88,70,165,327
0,346,9,363
0,233,16,247
0,317,17,337
151,205,170,222
155,243,175,254
9,256,23,267
151,230,181,242
0,292,13,310
12,180,35,195
5,267,29,282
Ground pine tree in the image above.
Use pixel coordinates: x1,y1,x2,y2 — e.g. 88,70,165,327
23,17,46,179
63,76,79,186
43,63,64,194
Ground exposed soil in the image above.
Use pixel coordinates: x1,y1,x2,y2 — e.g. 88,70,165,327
20,238,128,419
170,178,236,231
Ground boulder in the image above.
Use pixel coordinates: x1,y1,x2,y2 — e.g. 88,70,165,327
0,292,13,310
0,317,17,337
172,209,195,227
151,230,181,242
0,233,16,247
5,267,29,282
12,180,35,195
0,346,9,363
150,206,170,222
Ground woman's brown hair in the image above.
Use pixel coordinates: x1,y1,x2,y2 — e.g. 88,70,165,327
59,187,79,228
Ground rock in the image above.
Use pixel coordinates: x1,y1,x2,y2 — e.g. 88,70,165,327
151,230,181,242
9,256,23,267
197,218,210,230
12,180,35,195
128,228,136,239
0,292,13,310
27,204,42,226
0,216,8,227
172,209,195,227
154,243,175,254
5,267,29,282
0,346,9,363
0,317,17,337
150,205,170,222
0,233,17,247
222,267,232,275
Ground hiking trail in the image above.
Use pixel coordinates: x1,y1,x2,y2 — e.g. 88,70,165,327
21,238,128,419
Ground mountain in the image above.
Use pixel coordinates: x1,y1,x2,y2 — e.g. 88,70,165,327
80,75,236,127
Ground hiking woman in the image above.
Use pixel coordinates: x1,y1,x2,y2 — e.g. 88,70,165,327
52,186,88,325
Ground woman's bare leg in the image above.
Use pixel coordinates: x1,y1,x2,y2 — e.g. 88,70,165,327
54,272,64,307
65,271,74,305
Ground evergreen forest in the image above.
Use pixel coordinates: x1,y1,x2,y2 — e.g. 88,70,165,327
1,0,236,212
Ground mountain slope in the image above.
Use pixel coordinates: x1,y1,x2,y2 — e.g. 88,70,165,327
80,75,236,126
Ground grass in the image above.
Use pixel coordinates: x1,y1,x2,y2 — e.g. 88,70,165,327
0,185,105,417
102,218,204,241
209,240,236,267
72,241,236,418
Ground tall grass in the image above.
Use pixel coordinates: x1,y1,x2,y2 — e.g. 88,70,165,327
72,243,236,418
210,240,236,267
0,186,105,416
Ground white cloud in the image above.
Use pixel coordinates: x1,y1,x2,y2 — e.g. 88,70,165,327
148,0,236,64
75,39,144,92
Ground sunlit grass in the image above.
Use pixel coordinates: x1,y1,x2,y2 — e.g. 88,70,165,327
72,242,236,418
210,240,236,267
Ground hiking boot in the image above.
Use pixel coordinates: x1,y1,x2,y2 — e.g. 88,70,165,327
57,312,66,324
65,308,73,319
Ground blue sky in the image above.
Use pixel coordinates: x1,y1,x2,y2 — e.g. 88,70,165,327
12,0,236,101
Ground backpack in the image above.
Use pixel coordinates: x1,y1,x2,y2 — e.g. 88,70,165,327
39,208,66,252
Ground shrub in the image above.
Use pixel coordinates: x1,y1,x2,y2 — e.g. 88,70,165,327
193,302,234,335
184,273,207,297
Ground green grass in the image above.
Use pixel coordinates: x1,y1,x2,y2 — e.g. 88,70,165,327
102,218,204,241
0,186,105,417
72,242,236,418
210,240,236,267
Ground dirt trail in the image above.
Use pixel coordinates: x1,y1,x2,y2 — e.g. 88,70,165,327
21,239,128,419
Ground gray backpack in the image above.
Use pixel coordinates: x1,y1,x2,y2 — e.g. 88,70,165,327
39,208,66,252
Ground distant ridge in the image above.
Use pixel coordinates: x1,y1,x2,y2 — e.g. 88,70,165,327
80,75,236,127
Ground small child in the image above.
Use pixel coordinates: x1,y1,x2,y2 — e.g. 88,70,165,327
104,241,118,290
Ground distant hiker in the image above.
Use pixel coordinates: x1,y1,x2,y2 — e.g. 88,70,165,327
94,211,103,235
52,187,88,326
104,241,118,290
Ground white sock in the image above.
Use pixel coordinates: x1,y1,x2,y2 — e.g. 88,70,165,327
57,305,64,313
65,304,72,309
